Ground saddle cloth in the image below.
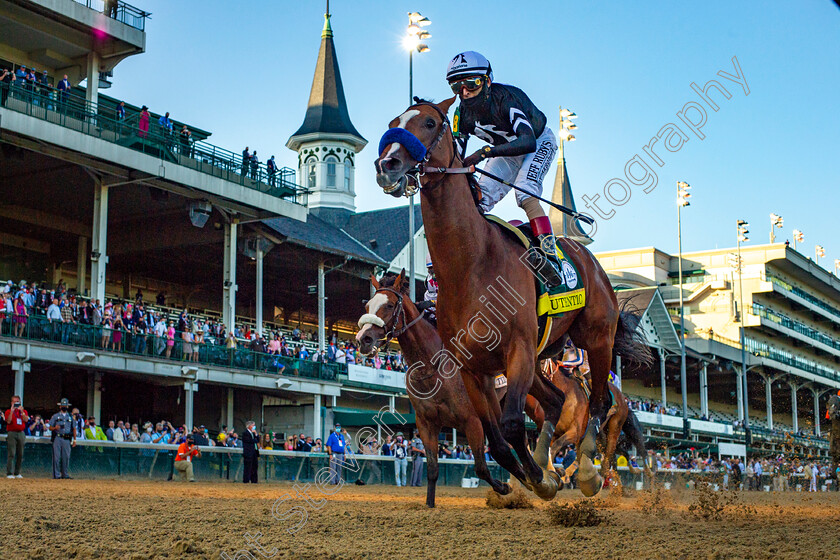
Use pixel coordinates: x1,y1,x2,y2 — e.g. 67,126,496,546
484,214,586,353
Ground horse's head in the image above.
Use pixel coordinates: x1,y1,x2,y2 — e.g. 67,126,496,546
356,269,410,356
374,97,458,196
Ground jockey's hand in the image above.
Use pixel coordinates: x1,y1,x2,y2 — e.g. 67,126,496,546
462,149,486,168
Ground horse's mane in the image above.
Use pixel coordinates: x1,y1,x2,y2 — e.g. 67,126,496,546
378,272,408,294
413,96,435,104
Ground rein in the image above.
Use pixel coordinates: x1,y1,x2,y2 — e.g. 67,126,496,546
358,287,426,353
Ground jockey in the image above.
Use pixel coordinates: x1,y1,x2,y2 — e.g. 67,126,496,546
422,258,438,325
447,50,563,287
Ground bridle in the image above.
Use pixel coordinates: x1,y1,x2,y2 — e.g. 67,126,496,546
358,286,426,353
388,102,469,196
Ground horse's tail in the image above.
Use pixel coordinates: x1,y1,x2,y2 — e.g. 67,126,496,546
612,300,654,367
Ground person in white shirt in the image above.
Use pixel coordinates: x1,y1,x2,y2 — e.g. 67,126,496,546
153,318,167,355
335,344,346,364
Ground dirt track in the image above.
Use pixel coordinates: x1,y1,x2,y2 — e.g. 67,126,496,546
2,478,839,560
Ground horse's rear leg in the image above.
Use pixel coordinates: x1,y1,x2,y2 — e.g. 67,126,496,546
461,371,528,488
463,416,510,495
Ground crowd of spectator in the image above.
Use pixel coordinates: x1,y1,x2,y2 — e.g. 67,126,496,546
648,450,838,491
0,279,406,373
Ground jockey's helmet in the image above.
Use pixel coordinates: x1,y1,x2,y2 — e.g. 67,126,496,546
446,51,493,83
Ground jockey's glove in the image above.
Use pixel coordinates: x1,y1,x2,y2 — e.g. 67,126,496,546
463,146,492,168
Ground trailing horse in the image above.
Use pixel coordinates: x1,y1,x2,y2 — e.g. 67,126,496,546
356,270,510,506
374,98,652,498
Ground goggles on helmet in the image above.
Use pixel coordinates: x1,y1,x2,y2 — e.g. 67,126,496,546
449,76,484,95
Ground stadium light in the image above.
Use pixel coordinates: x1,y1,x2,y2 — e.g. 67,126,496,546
792,229,804,250
770,213,783,243
735,218,750,443
559,106,577,142
560,108,577,119
676,180,692,439
405,12,432,303
815,244,825,264
677,181,691,207
834,258,840,276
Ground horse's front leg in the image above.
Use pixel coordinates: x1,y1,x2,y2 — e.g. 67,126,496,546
500,342,559,501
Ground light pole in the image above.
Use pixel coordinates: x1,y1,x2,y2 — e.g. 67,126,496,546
404,12,431,301
736,219,751,445
676,181,691,440
834,258,840,277
792,229,804,251
769,213,783,243
815,245,825,266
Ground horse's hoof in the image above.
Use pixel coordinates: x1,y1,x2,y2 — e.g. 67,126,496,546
497,482,513,495
578,473,603,497
546,469,562,488
532,475,559,501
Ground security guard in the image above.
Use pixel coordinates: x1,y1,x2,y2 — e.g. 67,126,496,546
49,398,76,479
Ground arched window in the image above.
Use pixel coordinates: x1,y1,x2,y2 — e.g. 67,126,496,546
344,160,352,191
326,155,338,188
306,157,317,189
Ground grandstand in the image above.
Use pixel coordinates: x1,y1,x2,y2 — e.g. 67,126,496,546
0,1,834,462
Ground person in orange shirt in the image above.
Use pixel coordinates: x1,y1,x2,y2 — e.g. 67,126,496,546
174,434,201,482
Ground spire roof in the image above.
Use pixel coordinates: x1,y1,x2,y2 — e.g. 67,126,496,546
549,117,593,245
287,12,366,151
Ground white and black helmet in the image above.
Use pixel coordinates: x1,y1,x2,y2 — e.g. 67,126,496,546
446,51,493,82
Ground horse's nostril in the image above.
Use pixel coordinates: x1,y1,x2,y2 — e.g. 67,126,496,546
382,158,400,171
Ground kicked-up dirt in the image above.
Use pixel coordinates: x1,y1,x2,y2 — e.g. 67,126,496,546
1,477,838,559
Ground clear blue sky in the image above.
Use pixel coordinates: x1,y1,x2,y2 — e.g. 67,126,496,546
107,1,839,268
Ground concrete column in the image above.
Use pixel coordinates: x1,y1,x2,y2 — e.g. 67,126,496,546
226,388,234,430
85,52,100,107
313,394,322,441
735,367,744,422
87,372,102,424
255,244,264,337
90,178,108,303
789,381,798,433
389,395,396,412
452,428,457,447
763,374,774,430
77,236,88,296
812,388,821,437
659,348,667,407
184,382,197,431
317,260,326,355
11,361,29,403
699,364,709,418
222,221,238,334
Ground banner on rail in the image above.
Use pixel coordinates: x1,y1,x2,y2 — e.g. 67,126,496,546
347,364,406,390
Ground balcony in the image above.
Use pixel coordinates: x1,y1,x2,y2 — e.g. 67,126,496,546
750,302,840,358
744,337,840,385
0,85,308,206
762,272,840,324
72,0,149,31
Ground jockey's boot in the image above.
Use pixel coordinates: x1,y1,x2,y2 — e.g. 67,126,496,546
528,216,564,289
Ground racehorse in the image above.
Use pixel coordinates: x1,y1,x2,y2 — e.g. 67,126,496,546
356,270,511,506
374,97,652,498
529,359,652,486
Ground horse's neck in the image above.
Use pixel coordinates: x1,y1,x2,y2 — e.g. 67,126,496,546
396,303,443,384
421,173,489,286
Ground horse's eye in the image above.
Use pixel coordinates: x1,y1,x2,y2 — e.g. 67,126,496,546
425,118,436,129
385,303,395,310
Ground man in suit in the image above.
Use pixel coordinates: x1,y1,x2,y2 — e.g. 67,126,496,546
242,420,260,484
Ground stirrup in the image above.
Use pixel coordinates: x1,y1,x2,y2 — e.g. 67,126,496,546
531,236,564,289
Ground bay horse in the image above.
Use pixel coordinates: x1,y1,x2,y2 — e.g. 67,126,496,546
529,359,652,486
374,97,652,498
356,270,511,506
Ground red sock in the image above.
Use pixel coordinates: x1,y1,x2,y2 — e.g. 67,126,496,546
530,216,553,237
